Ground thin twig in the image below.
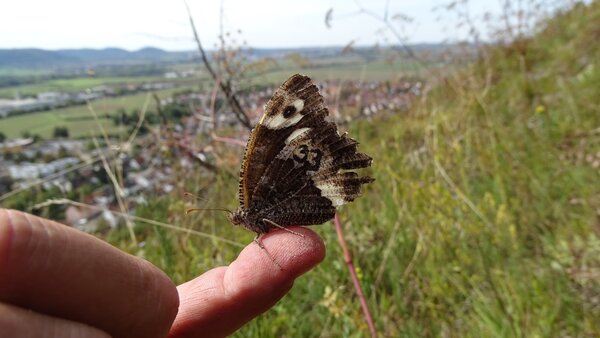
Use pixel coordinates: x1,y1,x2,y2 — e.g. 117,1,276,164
209,75,222,131
32,198,245,248
91,136,137,243
184,1,252,129
175,137,218,172
124,93,151,150
433,159,493,228
88,103,139,244
353,0,421,65
211,133,247,148
333,213,378,338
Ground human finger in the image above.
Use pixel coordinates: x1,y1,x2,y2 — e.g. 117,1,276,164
169,227,325,338
0,302,110,338
0,209,179,338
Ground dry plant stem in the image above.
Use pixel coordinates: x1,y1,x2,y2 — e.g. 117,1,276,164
175,138,218,172
208,74,245,145
32,198,245,248
211,133,247,148
184,1,252,129
209,75,221,131
88,103,138,244
125,93,150,148
91,136,136,244
333,213,378,338
353,0,420,65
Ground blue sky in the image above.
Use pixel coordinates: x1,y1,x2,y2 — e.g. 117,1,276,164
0,0,553,50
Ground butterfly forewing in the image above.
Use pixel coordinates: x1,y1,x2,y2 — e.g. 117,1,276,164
236,74,373,233
238,75,327,208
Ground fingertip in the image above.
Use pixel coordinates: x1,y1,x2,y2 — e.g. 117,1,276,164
170,227,325,337
224,227,325,299
258,226,326,275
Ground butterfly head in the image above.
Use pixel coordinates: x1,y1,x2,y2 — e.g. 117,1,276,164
229,208,270,234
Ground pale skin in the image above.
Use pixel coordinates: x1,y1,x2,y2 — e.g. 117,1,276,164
0,209,325,338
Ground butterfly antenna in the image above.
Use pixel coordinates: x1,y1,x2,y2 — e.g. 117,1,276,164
184,191,204,201
185,207,234,216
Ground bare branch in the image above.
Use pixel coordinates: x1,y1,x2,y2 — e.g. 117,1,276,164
211,133,247,147
352,1,425,66
184,1,252,130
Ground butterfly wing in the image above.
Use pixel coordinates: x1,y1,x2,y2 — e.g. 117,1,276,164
238,74,373,227
238,74,328,209
251,121,373,226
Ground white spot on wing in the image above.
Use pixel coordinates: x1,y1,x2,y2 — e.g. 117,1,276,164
261,99,305,129
285,127,310,144
292,99,305,112
315,181,346,206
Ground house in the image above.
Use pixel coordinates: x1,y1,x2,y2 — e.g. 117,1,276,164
37,92,70,107
7,157,79,180
0,100,12,117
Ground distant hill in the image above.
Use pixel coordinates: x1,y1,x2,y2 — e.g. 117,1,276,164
0,44,455,70
0,49,78,68
0,47,195,69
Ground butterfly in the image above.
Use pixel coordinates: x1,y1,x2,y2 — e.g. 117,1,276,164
229,74,374,244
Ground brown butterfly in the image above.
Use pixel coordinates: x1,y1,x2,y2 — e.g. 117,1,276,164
229,74,374,247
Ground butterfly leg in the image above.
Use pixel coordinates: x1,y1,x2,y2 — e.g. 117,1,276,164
262,218,306,238
253,234,283,270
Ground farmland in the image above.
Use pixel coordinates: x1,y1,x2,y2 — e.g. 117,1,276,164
0,58,423,139
0,87,188,139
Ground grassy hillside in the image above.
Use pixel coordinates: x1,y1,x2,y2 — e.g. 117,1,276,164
99,2,600,337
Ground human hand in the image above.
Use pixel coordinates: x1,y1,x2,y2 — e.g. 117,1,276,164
0,209,325,338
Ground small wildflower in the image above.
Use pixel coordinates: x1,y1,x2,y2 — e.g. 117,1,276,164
320,286,344,318
355,266,364,281
534,105,546,114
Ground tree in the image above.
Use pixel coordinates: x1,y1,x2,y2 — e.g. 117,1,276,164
53,126,69,138
0,132,5,143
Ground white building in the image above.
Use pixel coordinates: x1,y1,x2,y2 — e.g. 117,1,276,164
8,157,80,180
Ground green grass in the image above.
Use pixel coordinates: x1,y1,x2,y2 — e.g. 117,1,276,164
0,87,189,139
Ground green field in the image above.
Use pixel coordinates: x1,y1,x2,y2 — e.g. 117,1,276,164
251,60,427,85
0,76,168,98
0,68,51,77
0,87,189,139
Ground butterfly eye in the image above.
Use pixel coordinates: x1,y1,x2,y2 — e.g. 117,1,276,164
283,105,297,118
